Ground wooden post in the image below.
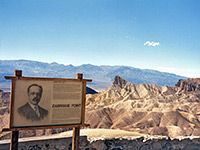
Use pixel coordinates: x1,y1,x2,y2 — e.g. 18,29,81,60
76,73,83,80
14,70,22,77
10,70,21,150
10,131,19,150
72,73,82,150
72,127,80,150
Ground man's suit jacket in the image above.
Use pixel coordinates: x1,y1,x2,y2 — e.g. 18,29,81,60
18,103,48,121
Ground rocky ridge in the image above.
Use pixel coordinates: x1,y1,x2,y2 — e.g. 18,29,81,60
86,76,200,136
1,76,200,138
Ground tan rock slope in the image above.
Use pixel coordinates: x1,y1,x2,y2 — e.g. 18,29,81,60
1,76,200,138
86,76,200,136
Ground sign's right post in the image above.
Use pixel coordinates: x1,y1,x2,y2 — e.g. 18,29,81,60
72,73,83,150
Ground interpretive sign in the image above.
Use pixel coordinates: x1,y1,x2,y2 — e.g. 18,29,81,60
5,73,92,129
4,71,91,150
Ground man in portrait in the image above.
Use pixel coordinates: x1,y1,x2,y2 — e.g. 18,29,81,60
18,84,48,122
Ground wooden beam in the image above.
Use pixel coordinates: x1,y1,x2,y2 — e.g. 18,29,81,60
10,70,21,150
72,73,82,150
4,76,92,82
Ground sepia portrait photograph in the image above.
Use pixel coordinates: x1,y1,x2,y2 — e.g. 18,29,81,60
13,80,52,127
12,79,83,128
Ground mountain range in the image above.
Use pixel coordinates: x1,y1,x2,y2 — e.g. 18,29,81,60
0,59,187,91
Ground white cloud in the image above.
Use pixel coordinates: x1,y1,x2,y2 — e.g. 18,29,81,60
144,41,160,47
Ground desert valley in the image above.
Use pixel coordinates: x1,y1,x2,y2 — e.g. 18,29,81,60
1,75,200,140
86,76,200,137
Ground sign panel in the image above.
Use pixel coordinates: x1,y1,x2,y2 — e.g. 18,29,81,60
12,79,83,128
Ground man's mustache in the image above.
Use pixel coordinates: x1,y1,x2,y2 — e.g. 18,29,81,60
32,97,40,101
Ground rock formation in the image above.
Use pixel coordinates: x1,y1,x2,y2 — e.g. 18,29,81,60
86,76,200,136
0,91,10,107
1,77,200,138
176,78,200,92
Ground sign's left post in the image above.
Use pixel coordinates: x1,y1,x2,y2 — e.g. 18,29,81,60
10,70,21,150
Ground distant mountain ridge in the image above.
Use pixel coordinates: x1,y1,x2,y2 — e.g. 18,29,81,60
0,59,187,91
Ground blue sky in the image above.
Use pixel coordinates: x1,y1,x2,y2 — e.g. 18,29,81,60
0,0,200,77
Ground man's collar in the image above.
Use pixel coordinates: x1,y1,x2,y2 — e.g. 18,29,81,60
28,102,39,110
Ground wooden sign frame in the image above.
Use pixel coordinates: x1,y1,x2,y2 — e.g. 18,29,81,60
5,73,92,130
3,70,91,150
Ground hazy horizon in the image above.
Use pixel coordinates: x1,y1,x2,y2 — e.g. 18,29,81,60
0,59,191,78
